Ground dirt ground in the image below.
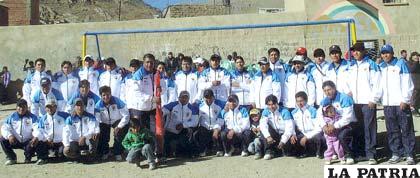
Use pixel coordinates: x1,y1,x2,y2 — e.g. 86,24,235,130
0,104,419,178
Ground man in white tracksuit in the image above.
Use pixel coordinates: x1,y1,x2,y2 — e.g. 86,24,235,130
310,49,330,107
162,91,199,157
174,57,201,104
260,94,295,160
22,58,52,106
268,48,289,104
120,59,141,106
131,54,166,131
220,94,250,157
284,55,316,109
318,81,356,164
250,57,282,109
78,55,101,95
66,80,100,115
375,44,415,165
291,92,324,158
38,98,70,159
52,61,80,103
199,54,231,102
347,42,381,164
31,78,66,117
0,99,46,165
230,56,252,107
194,89,225,157
98,57,124,99
325,45,351,95
63,98,100,160
95,86,130,161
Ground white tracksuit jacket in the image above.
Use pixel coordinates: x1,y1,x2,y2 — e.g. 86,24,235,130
163,101,199,134
38,111,70,143
284,68,316,108
260,107,295,144
347,57,381,104
62,112,99,147
1,112,41,143
198,99,226,130
376,58,414,106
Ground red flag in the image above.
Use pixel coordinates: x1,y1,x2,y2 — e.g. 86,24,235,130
154,71,164,154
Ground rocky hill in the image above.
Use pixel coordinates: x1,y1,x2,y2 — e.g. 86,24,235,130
40,0,160,24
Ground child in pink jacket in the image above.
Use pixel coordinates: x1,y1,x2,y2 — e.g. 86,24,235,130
322,105,345,165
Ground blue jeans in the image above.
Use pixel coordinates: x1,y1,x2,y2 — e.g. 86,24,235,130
384,106,415,157
126,144,155,164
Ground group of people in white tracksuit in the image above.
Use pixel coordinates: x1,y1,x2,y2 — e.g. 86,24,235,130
1,43,416,170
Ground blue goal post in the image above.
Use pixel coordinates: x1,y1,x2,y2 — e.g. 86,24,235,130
82,18,357,63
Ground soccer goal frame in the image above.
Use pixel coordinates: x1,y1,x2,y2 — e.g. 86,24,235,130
81,18,357,63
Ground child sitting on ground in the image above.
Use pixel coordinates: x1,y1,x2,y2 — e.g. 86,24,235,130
322,105,345,165
247,108,263,159
122,119,156,170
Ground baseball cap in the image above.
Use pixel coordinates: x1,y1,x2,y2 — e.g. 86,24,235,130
84,55,94,61
329,45,342,54
179,91,190,98
291,55,305,64
250,108,260,116
193,57,205,64
296,47,307,55
258,57,269,65
210,54,221,61
45,98,57,106
380,44,394,54
203,89,214,98
40,77,51,86
74,98,84,106
350,42,365,51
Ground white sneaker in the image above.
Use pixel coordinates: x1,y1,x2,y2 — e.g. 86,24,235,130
368,159,377,165
199,151,206,157
36,159,47,165
332,154,338,160
325,160,332,165
115,155,123,161
241,151,249,157
80,150,89,156
149,163,156,170
5,160,16,166
340,160,346,165
224,147,234,157
254,153,262,160
406,157,415,165
346,158,355,165
215,151,224,157
263,154,273,160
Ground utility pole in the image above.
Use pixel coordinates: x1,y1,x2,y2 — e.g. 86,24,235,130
118,0,122,21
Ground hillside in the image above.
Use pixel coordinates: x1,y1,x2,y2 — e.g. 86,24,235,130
40,0,160,24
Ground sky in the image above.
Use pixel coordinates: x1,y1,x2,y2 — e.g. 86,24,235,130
143,0,208,10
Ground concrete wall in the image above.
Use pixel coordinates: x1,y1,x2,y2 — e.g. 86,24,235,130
1,12,312,81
